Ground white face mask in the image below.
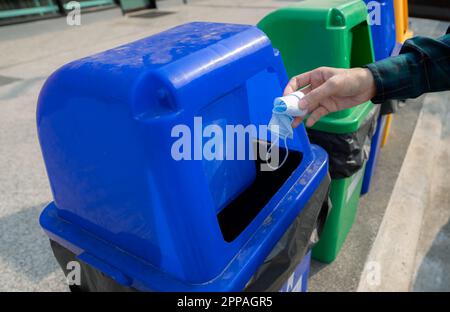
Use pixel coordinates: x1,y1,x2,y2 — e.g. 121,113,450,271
268,91,307,140
268,112,295,139
266,91,308,170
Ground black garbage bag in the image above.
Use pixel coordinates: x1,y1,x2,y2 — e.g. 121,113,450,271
244,175,331,291
307,106,379,179
49,175,331,292
50,239,136,292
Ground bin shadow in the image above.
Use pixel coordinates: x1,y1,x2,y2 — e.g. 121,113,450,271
308,259,329,278
0,203,60,282
413,219,450,291
0,76,45,101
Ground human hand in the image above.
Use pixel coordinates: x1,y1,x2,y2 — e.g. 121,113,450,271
283,67,377,128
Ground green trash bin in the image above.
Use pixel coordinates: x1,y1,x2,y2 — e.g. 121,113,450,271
258,0,377,263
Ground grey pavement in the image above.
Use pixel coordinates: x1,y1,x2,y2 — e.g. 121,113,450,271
412,91,450,292
0,1,448,292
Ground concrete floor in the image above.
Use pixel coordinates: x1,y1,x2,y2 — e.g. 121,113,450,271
0,0,448,292
412,92,450,292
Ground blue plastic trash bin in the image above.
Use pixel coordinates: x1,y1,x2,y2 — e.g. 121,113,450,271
361,111,385,194
361,0,396,195
38,22,330,291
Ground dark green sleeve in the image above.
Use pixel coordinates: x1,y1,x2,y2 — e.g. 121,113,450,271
365,30,450,104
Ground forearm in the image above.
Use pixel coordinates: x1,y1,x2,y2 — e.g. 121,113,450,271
366,33,450,103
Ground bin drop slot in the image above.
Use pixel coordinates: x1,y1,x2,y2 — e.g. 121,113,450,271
218,140,303,242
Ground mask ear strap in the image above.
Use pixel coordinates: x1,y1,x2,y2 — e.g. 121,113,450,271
265,135,290,171
279,135,289,168
264,135,278,164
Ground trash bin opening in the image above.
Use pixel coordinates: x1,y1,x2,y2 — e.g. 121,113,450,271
350,21,374,68
218,140,303,242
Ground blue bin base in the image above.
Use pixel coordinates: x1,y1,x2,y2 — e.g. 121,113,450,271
50,240,313,292
47,176,331,292
361,114,386,195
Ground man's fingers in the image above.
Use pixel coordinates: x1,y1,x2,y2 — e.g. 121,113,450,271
291,99,330,128
283,71,312,95
306,106,330,127
291,116,305,128
298,77,339,112
300,86,312,95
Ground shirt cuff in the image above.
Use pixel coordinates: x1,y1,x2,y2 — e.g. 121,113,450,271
363,54,414,104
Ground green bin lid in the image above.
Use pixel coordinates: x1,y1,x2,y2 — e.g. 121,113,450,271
307,100,375,134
